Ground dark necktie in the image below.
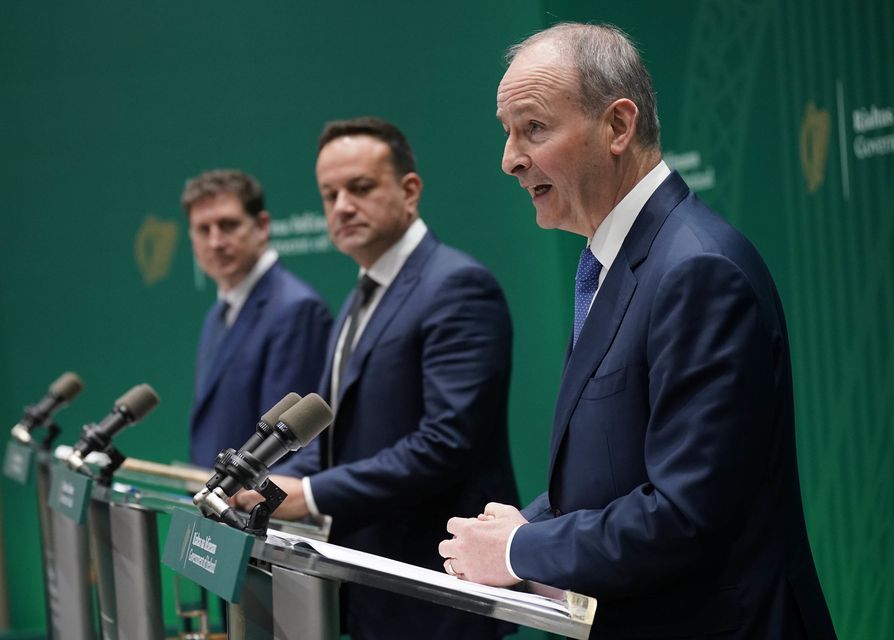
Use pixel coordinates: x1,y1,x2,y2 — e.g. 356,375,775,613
573,247,602,348
337,274,379,392
328,275,378,468
196,300,230,392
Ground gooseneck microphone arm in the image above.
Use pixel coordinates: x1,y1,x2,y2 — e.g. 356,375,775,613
10,372,84,449
196,392,303,501
193,392,332,535
65,383,160,484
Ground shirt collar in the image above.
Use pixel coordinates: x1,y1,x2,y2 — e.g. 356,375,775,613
363,218,428,288
589,160,671,273
218,247,278,320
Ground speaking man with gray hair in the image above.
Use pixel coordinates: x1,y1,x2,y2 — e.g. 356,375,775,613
439,23,836,639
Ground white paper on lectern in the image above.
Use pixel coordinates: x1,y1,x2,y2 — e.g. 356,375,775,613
266,530,572,616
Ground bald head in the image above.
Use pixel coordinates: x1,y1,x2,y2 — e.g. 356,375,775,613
507,23,660,149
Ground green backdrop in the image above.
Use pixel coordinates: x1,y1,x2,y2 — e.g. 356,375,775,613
1,1,890,638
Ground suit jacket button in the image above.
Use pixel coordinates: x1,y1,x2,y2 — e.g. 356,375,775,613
552,508,562,517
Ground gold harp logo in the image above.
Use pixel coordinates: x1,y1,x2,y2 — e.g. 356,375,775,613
799,101,830,194
135,215,179,285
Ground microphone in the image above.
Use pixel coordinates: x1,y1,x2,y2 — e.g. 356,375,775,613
249,392,331,469
10,372,85,444
241,392,304,455
194,393,332,526
197,392,303,498
65,384,160,473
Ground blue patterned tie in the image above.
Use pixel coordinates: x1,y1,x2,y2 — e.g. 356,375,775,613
196,300,229,392
573,246,602,348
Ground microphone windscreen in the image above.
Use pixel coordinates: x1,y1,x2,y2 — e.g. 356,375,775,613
260,392,302,427
50,372,84,402
116,384,160,421
278,393,332,448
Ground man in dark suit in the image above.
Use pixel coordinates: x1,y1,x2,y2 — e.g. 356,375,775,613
235,118,518,639
184,169,331,467
439,23,836,639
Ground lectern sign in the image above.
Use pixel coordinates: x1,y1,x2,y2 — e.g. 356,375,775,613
3,440,33,484
47,464,92,524
163,508,254,603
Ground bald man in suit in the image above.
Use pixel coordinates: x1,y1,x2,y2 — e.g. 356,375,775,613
236,119,518,640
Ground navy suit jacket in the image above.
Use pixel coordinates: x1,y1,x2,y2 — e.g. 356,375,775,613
190,261,332,467
280,231,518,639
511,173,835,639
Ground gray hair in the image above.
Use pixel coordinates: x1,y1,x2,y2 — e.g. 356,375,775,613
507,23,661,149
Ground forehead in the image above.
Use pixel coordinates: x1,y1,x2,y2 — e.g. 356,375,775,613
497,42,580,120
316,135,393,181
188,192,249,222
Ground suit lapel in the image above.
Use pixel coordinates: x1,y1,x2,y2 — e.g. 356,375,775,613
548,260,637,469
320,291,354,401
336,232,438,406
193,264,276,416
547,172,690,475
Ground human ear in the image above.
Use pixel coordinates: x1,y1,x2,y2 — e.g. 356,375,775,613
607,98,639,155
402,172,423,210
256,210,272,241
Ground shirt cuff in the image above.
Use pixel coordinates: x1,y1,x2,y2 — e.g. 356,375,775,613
302,476,320,516
505,523,524,581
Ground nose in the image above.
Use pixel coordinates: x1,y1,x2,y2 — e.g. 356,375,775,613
208,225,225,248
333,189,356,216
501,134,530,176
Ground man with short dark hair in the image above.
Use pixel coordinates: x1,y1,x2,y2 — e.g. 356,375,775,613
235,118,518,639
184,169,331,467
439,23,836,639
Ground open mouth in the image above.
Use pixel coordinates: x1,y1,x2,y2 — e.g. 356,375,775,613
531,184,552,198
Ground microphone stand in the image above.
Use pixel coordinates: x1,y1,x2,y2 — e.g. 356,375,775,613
199,448,289,535
66,423,128,487
10,404,63,452
242,479,287,535
39,421,62,451
10,416,64,640
94,447,127,487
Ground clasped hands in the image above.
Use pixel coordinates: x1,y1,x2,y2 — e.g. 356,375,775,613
438,502,527,587
231,485,526,588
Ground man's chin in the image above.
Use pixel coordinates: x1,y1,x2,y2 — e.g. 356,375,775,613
207,266,247,289
334,234,368,255
534,209,561,231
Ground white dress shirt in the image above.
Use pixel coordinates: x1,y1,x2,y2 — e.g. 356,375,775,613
217,248,279,327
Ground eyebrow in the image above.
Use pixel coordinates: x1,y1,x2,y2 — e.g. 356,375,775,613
319,175,374,190
496,101,541,122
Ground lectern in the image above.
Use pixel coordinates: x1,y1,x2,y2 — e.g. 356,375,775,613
14,452,594,639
